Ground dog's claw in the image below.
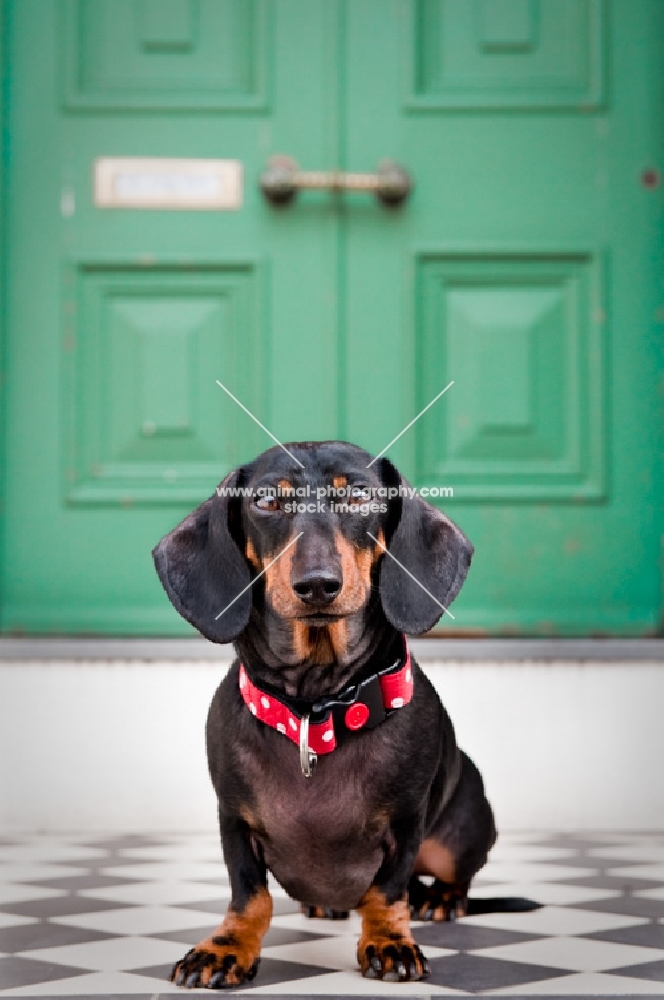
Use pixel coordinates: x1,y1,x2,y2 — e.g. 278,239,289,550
171,943,260,990
360,939,428,981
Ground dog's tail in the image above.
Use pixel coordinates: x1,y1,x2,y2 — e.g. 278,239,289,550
467,896,542,914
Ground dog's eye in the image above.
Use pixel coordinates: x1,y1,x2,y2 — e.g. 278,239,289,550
350,485,372,501
254,496,280,513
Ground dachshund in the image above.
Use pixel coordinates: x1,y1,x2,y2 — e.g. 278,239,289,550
153,440,496,988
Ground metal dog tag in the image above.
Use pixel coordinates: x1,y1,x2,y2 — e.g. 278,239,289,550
299,714,318,778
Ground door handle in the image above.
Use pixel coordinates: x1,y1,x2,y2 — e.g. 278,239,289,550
259,155,412,207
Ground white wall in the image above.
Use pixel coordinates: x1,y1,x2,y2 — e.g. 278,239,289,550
1,659,663,833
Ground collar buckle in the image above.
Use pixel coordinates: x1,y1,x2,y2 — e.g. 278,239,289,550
328,672,387,736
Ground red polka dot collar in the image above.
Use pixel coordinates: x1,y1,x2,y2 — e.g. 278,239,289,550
238,640,414,776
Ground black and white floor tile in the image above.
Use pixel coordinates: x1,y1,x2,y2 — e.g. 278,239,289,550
1,832,664,996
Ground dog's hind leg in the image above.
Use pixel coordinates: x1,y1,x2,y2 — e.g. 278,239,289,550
410,750,496,922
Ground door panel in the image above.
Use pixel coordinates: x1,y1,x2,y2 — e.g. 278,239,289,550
344,0,663,634
416,252,604,500
63,0,268,111
63,262,263,504
408,0,605,111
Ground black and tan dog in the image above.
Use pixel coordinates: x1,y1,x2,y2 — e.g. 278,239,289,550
153,441,496,988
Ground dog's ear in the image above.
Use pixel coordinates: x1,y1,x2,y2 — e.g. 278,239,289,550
377,458,473,634
152,469,252,644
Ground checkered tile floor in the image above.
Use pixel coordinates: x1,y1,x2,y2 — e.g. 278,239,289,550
1,833,664,996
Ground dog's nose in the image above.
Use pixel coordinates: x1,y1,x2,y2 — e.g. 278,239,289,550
292,570,342,605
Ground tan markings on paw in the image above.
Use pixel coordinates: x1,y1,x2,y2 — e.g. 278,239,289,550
410,876,469,922
357,886,428,981
170,887,272,988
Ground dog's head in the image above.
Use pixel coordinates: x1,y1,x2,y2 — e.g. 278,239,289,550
153,441,472,655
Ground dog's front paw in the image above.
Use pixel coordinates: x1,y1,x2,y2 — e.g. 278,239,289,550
170,938,260,989
358,937,429,982
357,887,430,982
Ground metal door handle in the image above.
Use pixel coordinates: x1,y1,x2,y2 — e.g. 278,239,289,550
260,156,412,207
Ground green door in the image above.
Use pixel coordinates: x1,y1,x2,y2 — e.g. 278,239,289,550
2,0,663,635
2,0,343,633
341,0,663,634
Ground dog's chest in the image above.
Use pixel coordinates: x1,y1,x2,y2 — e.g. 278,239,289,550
250,739,387,838
246,741,391,909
